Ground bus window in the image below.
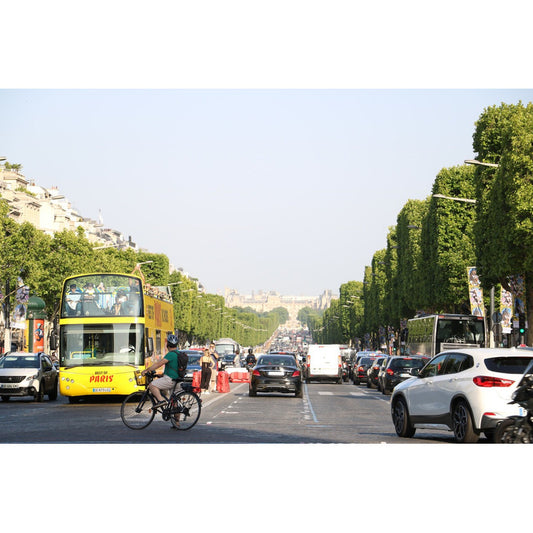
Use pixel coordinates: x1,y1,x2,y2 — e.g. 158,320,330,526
156,330,161,356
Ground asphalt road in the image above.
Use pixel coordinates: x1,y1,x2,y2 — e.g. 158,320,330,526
0,379,485,444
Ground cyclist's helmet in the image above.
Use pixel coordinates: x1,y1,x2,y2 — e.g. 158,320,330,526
248,348,253,354
167,334,179,347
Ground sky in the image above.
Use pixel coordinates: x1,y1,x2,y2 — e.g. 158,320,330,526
2,89,533,297
2,2,532,300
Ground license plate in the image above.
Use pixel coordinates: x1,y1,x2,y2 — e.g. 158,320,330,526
400,373,411,378
268,371,284,376
92,388,112,393
0,383,19,388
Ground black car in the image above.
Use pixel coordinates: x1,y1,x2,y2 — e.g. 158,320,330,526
219,352,239,371
379,356,429,395
249,354,303,398
352,356,380,385
366,356,387,388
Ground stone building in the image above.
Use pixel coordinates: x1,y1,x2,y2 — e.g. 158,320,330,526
224,288,334,328
0,165,136,250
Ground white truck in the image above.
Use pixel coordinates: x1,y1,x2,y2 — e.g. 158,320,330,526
305,344,343,383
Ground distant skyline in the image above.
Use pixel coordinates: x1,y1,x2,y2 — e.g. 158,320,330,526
2,89,533,297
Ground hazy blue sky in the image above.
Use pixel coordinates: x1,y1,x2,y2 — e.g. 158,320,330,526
2,89,533,296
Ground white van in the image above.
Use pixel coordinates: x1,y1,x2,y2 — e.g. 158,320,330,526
305,344,342,383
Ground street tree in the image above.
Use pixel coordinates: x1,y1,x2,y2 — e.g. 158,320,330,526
473,102,533,339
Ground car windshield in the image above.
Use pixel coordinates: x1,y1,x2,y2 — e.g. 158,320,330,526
484,356,533,374
257,356,296,367
0,355,40,369
187,355,201,365
390,358,426,371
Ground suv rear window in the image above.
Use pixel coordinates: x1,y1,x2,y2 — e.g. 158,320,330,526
485,356,533,374
389,358,426,371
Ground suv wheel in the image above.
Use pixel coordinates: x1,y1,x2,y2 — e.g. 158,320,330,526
392,398,416,438
34,382,44,402
48,379,59,401
452,401,479,443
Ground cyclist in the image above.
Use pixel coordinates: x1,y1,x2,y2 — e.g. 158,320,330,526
141,334,187,408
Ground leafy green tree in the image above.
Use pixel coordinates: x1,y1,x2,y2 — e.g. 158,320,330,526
395,198,428,317
420,165,478,313
339,280,364,345
472,102,533,338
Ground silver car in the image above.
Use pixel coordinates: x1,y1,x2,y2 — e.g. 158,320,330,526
0,352,59,401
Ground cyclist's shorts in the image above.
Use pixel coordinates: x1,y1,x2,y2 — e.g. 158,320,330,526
151,375,174,392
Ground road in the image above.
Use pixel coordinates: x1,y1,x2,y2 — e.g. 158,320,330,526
0,379,485,444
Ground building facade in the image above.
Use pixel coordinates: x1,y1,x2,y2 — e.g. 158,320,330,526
224,288,334,328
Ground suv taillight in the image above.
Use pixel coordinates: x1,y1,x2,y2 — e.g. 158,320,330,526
386,368,394,376
473,376,514,387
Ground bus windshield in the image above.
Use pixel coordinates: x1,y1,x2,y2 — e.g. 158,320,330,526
61,274,143,318
215,344,236,355
436,318,485,346
60,323,144,367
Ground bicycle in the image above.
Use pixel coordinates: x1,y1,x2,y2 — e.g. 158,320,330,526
121,371,202,430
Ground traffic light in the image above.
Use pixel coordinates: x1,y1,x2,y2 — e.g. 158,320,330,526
519,313,526,335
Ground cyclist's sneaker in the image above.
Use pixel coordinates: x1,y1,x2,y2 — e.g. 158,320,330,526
153,400,166,408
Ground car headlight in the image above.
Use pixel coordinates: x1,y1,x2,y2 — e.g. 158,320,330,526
25,373,39,381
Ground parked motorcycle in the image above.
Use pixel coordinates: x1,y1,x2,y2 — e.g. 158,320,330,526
494,360,533,443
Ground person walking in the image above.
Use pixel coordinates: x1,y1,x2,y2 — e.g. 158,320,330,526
200,348,213,395
208,342,219,393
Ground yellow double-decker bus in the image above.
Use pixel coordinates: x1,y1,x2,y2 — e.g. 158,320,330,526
58,273,174,402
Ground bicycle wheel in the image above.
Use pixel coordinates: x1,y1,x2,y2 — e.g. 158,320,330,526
170,391,201,430
121,391,156,429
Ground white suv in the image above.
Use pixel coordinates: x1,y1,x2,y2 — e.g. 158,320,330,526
390,347,533,443
0,352,59,402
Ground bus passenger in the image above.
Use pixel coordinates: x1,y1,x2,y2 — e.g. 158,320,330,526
66,284,82,316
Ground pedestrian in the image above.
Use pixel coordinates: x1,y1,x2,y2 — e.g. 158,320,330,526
200,348,213,395
208,342,219,393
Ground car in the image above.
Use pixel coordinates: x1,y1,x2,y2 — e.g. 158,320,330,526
249,354,303,398
352,355,381,385
0,351,58,401
181,350,203,381
218,352,240,371
351,351,382,381
379,356,429,395
366,356,387,388
390,347,533,443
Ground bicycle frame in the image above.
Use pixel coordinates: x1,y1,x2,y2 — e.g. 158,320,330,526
121,371,201,430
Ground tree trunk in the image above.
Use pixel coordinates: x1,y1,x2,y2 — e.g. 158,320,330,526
526,272,533,346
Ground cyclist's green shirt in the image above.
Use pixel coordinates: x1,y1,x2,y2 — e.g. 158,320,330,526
163,350,180,380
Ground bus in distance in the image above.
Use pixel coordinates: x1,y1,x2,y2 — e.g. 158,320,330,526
58,273,175,401
405,313,487,358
